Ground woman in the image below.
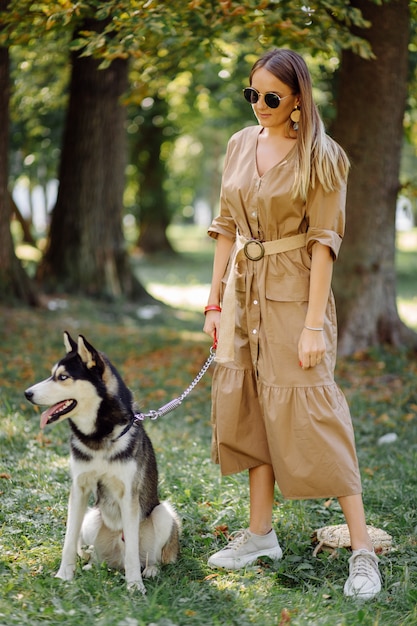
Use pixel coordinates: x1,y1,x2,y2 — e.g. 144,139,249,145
203,48,381,600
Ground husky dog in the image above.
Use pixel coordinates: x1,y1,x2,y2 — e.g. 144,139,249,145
25,332,180,594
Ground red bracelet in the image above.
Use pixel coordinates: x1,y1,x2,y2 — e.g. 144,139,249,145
204,305,222,315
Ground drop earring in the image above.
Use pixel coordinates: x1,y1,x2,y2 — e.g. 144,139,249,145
290,105,301,130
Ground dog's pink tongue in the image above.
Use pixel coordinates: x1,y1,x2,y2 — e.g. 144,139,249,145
40,407,55,429
40,402,67,429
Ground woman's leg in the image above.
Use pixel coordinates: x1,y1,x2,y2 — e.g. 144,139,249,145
249,464,275,535
338,493,381,599
207,462,281,569
338,494,373,551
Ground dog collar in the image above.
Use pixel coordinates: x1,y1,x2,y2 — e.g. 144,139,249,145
111,420,135,442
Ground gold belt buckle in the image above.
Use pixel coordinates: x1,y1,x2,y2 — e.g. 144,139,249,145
243,239,265,261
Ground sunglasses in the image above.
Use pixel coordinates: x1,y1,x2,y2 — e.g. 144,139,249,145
243,87,292,109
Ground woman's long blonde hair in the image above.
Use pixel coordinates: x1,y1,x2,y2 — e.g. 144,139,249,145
250,49,350,201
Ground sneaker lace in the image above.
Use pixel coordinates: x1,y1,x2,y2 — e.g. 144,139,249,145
227,529,251,551
350,552,380,580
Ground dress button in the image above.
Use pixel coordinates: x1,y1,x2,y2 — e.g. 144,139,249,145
253,300,258,305
251,211,257,218
252,329,257,335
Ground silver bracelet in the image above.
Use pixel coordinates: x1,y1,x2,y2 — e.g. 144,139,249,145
304,325,324,331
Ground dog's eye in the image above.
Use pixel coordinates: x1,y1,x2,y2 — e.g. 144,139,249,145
58,373,69,381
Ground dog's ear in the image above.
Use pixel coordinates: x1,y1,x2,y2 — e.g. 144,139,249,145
64,331,77,354
77,335,100,370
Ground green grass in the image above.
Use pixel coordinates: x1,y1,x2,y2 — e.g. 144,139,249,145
0,226,417,625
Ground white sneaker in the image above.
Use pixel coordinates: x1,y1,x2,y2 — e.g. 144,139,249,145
208,528,283,570
343,549,381,600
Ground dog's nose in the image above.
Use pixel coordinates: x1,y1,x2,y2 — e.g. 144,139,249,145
24,389,33,401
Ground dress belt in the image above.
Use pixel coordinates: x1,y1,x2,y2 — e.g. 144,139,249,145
215,232,307,364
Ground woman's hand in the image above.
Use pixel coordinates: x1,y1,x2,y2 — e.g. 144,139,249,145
203,310,221,346
298,327,326,369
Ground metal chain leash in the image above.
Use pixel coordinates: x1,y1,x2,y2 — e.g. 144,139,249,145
133,343,216,422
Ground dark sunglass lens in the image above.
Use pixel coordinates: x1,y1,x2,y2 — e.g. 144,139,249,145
264,93,280,108
243,88,258,104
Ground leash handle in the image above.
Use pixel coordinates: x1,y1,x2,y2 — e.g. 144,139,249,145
212,328,218,351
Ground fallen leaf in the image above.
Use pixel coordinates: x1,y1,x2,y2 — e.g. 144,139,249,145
375,413,390,423
214,524,229,537
279,608,291,625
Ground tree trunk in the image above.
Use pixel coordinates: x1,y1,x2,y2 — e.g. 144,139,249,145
134,97,175,254
38,20,151,300
331,0,416,355
0,2,38,306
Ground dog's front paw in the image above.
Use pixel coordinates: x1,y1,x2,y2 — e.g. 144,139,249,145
127,578,147,595
55,564,75,581
143,564,159,578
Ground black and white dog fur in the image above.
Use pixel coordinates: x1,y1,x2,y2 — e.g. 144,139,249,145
25,332,180,594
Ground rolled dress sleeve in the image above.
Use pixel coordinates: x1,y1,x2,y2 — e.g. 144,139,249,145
305,179,346,259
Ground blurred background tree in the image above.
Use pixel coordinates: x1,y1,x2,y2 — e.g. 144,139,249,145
332,0,415,353
0,0,416,352
9,33,68,238
0,0,38,303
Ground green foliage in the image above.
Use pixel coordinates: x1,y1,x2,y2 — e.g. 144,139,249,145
3,0,411,226
9,32,69,192
3,0,417,260
2,0,375,62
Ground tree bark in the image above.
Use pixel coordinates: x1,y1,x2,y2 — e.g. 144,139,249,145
38,20,151,300
331,0,416,354
0,1,38,306
134,97,175,254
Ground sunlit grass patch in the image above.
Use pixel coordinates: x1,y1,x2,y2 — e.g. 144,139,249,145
396,228,417,330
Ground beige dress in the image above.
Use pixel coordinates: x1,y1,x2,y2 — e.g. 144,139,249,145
208,125,362,499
